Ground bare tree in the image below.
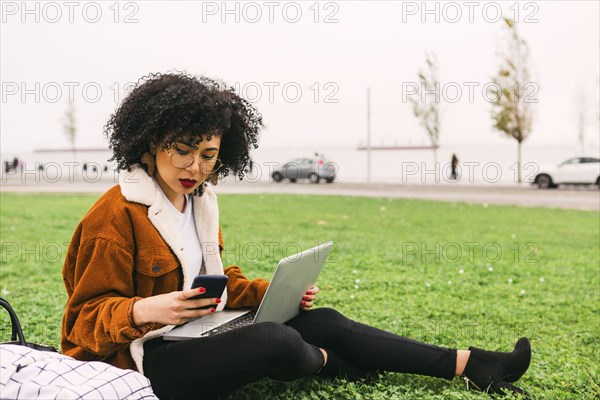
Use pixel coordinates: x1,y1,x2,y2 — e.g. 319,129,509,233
573,85,589,154
410,52,440,165
63,101,77,161
490,18,534,184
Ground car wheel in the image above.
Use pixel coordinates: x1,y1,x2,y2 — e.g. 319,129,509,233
308,173,320,184
289,178,297,183
535,174,554,189
325,177,335,183
272,172,283,183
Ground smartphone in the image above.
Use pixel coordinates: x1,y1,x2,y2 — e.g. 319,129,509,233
190,275,228,307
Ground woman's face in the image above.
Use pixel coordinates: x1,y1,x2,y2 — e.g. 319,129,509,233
153,134,222,204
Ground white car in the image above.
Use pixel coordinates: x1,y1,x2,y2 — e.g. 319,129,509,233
533,156,600,189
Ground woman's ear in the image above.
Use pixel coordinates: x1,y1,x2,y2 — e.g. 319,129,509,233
141,144,156,176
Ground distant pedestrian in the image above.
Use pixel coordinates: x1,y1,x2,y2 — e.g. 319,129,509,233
450,153,459,180
314,152,325,166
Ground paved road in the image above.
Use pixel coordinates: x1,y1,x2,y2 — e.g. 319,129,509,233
216,181,599,211
1,176,598,211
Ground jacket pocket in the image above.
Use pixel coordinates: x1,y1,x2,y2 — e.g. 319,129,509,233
134,252,181,296
136,254,179,277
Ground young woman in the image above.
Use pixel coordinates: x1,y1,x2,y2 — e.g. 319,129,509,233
61,72,532,399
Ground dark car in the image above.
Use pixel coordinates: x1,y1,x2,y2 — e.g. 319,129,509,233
271,156,337,184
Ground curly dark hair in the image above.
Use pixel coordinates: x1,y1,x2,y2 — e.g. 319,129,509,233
105,71,262,196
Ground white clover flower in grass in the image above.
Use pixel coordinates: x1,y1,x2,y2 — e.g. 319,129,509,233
380,206,387,212
540,277,545,283
511,233,517,239
1,288,9,295
350,294,355,299
508,278,513,284
355,279,360,284
352,270,358,274
519,290,526,295
354,284,359,289
447,280,452,285
425,282,431,288
458,269,464,274
488,266,494,272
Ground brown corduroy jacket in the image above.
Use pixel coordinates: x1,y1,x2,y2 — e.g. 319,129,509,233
61,168,269,373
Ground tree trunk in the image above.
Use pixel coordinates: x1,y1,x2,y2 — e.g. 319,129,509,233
72,144,78,179
517,140,522,184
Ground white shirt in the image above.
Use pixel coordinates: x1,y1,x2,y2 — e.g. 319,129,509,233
156,187,203,289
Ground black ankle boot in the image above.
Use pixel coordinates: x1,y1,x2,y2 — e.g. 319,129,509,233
461,337,531,396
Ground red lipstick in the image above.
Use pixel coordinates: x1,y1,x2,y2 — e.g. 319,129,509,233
179,179,197,188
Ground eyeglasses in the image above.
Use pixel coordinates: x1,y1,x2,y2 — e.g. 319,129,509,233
165,148,223,173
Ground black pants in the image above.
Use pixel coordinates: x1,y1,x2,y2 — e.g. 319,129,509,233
143,308,457,399
451,166,458,179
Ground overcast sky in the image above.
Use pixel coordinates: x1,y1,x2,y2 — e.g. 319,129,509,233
1,1,599,153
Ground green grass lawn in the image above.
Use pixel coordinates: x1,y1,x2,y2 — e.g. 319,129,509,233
0,192,598,399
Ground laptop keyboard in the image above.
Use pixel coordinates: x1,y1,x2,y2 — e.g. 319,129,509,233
203,310,257,337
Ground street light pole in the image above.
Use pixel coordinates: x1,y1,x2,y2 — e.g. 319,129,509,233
367,88,371,183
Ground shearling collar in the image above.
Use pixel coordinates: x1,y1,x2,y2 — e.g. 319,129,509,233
118,167,159,206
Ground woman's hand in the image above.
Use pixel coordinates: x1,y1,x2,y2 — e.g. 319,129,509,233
300,285,320,311
132,287,221,326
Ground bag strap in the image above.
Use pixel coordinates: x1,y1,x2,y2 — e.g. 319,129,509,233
0,297,27,346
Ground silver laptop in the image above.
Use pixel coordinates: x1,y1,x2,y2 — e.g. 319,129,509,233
163,241,334,341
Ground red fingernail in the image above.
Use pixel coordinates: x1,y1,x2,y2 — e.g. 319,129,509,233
302,301,306,305
215,298,221,304
211,307,216,312
307,291,312,295
198,287,206,293
303,296,309,300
